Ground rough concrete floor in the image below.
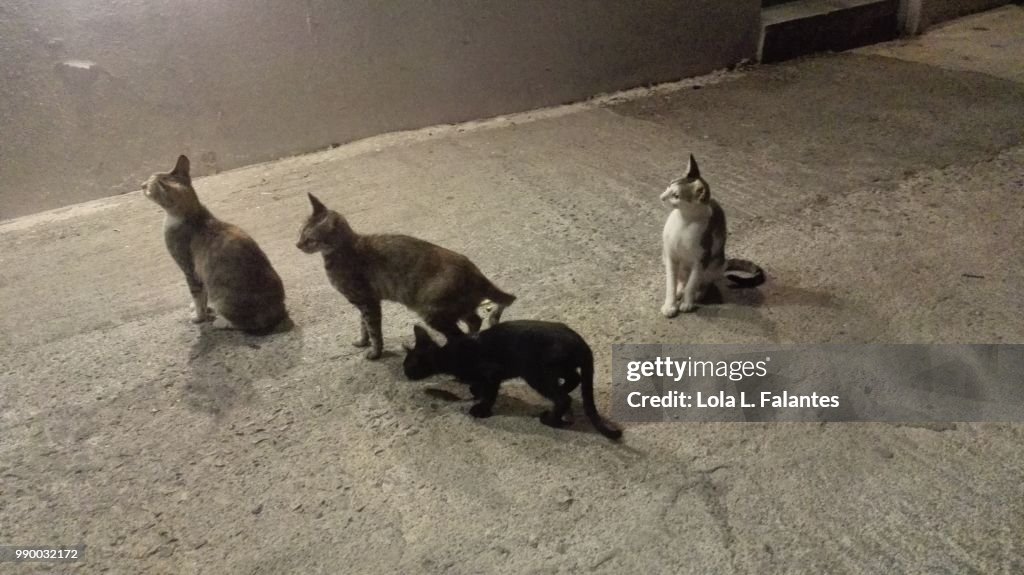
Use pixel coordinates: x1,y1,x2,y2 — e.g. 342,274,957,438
2,8,1023,574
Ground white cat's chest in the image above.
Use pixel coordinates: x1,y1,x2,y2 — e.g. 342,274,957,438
662,209,707,265
164,213,181,227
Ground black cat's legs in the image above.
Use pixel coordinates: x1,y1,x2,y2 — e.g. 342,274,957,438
469,383,483,399
560,368,582,394
358,302,383,360
540,396,572,428
533,373,573,428
469,380,499,418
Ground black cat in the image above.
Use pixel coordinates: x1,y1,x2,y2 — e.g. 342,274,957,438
403,321,622,440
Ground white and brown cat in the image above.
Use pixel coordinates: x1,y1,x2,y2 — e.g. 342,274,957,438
660,154,764,317
143,155,289,334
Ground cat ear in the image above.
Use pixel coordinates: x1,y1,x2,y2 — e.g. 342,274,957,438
413,325,434,347
307,193,327,216
171,155,191,178
686,154,700,179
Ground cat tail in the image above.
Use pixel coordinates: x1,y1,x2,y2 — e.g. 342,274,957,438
724,258,766,288
580,349,623,441
483,284,516,326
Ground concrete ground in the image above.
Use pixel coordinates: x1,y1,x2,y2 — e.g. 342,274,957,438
1,7,1022,574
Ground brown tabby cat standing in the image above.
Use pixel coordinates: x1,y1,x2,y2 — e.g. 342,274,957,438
297,193,515,359
143,155,289,334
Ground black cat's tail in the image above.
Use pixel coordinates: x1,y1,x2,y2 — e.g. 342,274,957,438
724,258,766,288
580,349,623,441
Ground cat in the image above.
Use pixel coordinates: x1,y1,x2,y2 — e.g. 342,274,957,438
403,321,623,440
660,154,765,317
297,193,515,360
142,155,289,334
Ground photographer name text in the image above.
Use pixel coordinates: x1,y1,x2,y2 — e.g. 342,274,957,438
624,356,839,409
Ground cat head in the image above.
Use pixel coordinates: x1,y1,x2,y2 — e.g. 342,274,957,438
142,155,202,216
296,193,354,253
660,154,710,208
402,325,442,380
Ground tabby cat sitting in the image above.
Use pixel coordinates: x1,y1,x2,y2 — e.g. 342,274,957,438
143,155,289,334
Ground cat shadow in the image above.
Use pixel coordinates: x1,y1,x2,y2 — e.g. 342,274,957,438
183,322,304,417
689,282,838,340
720,285,765,308
418,380,623,440
374,349,402,361
757,283,838,309
705,281,838,310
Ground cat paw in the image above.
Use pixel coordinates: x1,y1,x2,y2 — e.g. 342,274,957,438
190,308,215,323
211,316,234,330
661,303,679,318
679,302,697,314
469,403,493,418
364,348,383,360
352,338,370,348
540,411,570,428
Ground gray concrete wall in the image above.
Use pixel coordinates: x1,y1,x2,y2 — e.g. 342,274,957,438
0,0,760,219
924,0,1012,27
901,0,1013,32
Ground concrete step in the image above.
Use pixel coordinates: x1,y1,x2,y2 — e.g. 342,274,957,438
760,0,900,63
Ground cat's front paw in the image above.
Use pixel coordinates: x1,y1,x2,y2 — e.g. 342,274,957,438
352,337,370,348
661,302,679,318
364,347,383,360
190,308,215,323
469,403,493,418
678,301,697,313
